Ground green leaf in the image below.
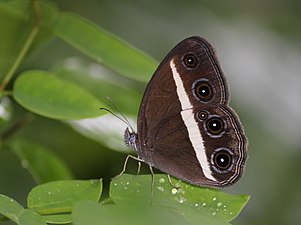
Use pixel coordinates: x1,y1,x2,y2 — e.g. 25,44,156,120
27,180,102,224
0,194,46,225
13,70,106,120
0,194,24,223
110,174,249,223
51,13,157,82
72,201,193,225
19,209,47,225
52,59,142,116
0,1,57,80
12,138,73,184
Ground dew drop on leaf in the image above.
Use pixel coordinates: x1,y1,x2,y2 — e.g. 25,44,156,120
157,186,164,192
159,178,165,184
21,160,29,168
177,196,186,204
171,188,178,194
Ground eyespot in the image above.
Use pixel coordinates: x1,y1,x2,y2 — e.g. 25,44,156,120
182,53,198,68
194,80,213,102
197,110,208,120
211,148,233,173
206,117,224,135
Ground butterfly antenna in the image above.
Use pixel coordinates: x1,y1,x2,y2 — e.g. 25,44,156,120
100,97,135,132
99,107,127,125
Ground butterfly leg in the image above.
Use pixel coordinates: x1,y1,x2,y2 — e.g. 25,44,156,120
149,165,155,199
136,161,141,175
167,174,180,189
113,154,144,179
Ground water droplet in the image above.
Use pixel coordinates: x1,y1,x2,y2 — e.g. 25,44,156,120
48,192,52,195
158,186,164,192
230,212,233,215
126,181,130,185
212,197,217,201
195,203,199,207
217,202,222,207
171,188,178,194
114,183,117,186
21,160,29,168
177,196,186,203
202,203,206,206
212,212,217,216
159,178,165,183
10,199,14,202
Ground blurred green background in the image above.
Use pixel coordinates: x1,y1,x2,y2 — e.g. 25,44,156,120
1,0,301,224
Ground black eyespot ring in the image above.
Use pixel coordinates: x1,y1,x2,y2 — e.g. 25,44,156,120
211,148,234,173
182,53,198,68
206,117,224,135
197,110,208,120
193,80,213,102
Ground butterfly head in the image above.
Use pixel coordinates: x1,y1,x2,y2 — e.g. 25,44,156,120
124,127,139,152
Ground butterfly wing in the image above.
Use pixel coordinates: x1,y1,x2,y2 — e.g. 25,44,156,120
136,36,247,187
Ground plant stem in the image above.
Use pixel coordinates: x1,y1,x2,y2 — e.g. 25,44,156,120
0,0,41,95
0,114,34,142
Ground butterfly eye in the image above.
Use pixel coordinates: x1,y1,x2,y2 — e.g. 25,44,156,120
182,53,198,68
195,81,213,102
206,117,224,135
212,148,233,172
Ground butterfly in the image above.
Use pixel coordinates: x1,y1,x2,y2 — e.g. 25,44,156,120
124,36,247,187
